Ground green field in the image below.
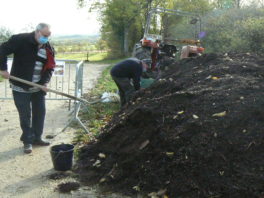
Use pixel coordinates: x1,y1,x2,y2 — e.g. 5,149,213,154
0,76,3,82
55,52,108,62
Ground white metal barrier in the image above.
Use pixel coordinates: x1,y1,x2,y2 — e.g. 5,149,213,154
62,60,89,133
0,59,88,133
0,59,77,101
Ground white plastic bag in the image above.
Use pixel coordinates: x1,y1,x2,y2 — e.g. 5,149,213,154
101,92,120,103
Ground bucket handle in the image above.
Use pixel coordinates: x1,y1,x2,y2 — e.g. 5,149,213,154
53,150,64,161
52,148,74,161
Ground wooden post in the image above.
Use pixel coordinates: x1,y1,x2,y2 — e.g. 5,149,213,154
86,51,89,62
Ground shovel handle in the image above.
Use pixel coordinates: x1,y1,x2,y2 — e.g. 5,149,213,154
9,75,89,103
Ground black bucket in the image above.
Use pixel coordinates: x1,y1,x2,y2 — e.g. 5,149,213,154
50,144,74,171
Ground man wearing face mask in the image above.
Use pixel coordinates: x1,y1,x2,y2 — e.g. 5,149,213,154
110,58,150,107
0,23,55,154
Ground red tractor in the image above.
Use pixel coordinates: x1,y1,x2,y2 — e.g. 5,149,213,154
133,8,205,71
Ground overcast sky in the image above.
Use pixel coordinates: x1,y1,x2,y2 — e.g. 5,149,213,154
0,0,100,36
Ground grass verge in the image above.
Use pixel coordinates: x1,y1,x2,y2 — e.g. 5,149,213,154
73,59,123,145
0,76,3,82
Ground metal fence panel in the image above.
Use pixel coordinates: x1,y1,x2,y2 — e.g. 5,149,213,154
0,59,81,102
0,59,88,133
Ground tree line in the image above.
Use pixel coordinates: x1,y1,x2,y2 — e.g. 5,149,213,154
1,0,263,57
77,0,264,58
0,29,108,54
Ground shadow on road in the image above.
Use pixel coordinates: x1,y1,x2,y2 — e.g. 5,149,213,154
0,147,23,163
4,169,54,195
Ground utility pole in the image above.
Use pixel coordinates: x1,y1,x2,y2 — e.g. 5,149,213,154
148,0,153,10
146,0,153,20
124,27,129,56
236,0,241,8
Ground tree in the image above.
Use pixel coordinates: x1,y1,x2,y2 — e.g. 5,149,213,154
77,0,177,57
101,0,150,56
212,0,255,9
201,7,264,53
77,0,213,58
96,39,108,52
170,0,213,13
0,27,12,44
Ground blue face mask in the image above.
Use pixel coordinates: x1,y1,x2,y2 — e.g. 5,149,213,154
39,36,49,44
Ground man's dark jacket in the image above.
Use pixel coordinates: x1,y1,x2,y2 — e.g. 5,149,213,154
110,58,143,90
0,31,54,89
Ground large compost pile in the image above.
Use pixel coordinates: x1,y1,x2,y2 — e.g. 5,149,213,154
76,53,264,198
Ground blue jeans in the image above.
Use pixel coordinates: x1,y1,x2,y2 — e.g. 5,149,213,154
12,90,46,144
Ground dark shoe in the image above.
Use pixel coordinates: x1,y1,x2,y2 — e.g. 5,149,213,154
24,144,32,154
33,139,50,146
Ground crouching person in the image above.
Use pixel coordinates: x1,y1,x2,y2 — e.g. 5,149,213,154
110,58,149,107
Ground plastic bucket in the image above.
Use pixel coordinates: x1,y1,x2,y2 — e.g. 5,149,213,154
50,144,74,171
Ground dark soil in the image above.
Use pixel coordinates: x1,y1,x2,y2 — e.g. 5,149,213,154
76,53,264,198
57,181,80,193
47,172,71,180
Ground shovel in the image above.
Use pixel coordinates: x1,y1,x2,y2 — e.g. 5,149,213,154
9,75,89,103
